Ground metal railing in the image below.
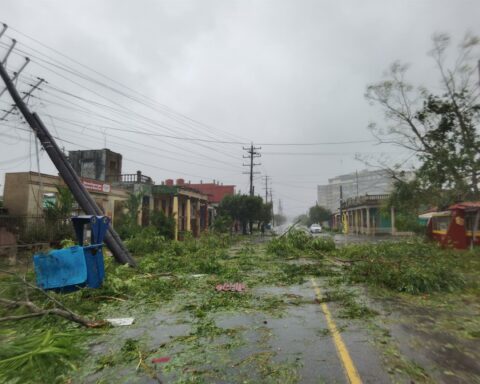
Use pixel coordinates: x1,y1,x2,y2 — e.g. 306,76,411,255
342,194,390,208
107,173,154,185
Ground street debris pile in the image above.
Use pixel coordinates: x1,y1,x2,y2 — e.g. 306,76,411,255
267,229,336,257
336,239,469,294
0,230,479,383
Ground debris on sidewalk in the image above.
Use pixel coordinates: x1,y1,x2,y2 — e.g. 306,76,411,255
105,317,135,326
215,282,246,292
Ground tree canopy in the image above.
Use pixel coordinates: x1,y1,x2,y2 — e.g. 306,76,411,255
217,194,271,234
366,32,480,210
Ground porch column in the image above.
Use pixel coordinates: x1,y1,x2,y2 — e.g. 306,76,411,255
173,195,179,240
366,208,370,235
204,204,209,229
195,200,201,236
165,198,170,217
355,209,359,234
360,208,364,234
186,198,191,232
391,206,396,236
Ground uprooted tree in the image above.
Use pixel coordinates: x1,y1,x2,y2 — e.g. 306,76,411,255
366,32,480,215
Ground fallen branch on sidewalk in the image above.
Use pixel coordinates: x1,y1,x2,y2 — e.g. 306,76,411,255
0,268,106,328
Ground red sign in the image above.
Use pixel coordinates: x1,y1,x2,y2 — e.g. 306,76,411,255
81,179,111,194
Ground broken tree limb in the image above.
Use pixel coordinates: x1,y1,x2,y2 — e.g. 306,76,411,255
0,269,106,328
279,219,302,238
0,298,106,328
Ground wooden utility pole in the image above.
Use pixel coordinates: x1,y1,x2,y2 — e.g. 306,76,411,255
242,143,261,196
0,48,136,266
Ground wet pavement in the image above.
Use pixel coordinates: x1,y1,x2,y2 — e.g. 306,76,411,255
369,295,480,384
79,280,393,383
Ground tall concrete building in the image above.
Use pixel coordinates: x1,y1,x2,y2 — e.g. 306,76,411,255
317,169,395,213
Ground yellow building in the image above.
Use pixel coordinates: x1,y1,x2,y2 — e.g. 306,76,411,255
152,181,209,240
2,172,129,225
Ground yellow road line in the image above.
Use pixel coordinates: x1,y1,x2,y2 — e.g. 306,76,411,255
311,278,363,384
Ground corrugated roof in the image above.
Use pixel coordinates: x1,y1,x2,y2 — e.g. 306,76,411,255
448,201,480,210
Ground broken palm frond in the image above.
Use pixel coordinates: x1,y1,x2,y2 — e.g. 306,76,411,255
0,329,85,384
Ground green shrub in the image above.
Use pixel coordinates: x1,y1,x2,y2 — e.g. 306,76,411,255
150,210,176,239
125,226,166,255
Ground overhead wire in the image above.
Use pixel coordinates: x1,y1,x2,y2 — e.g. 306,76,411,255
0,30,250,143
0,43,246,166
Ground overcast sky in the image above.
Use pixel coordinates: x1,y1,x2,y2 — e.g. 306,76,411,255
1,0,480,216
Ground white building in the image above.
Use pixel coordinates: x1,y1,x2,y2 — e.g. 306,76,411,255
317,169,396,213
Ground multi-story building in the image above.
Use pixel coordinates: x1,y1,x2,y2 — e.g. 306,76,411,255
317,169,396,213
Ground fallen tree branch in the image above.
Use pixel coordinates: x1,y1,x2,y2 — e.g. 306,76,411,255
0,269,107,328
279,219,302,238
0,297,106,328
0,269,75,315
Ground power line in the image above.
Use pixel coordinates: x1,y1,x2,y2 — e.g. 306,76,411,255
0,28,250,143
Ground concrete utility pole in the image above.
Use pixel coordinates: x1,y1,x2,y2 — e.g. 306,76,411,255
242,143,261,196
270,189,275,226
339,185,343,231
262,175,270,202
0,48,136,266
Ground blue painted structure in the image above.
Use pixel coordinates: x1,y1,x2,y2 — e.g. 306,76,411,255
34,215,110,291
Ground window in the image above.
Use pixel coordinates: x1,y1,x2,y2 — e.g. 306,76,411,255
42,193,56,208
432,216,451,232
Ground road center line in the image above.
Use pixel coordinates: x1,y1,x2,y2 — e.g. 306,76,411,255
311,278,363,384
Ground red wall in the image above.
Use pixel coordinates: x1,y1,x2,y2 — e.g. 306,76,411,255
186,183,235,204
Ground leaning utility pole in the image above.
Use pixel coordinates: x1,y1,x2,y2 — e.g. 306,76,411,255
0,44,136,266
242,143,261,196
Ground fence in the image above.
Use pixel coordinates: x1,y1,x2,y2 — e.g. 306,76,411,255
0,215,74,245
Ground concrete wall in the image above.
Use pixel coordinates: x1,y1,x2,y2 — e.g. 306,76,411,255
2,172,129,226
4,172,60,216
69,149,122,182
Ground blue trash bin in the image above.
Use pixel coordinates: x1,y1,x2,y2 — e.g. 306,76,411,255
33,215,110,291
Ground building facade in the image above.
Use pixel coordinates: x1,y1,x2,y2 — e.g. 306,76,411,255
1,149,236,243
317,169,396,213
2,172,129,224
153,179,209,240
331,194,397,235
